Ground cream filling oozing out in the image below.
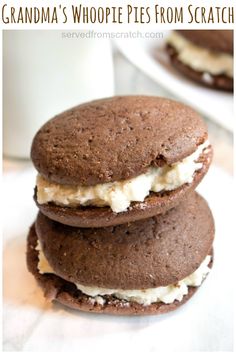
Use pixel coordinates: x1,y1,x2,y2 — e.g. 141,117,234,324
167,31,233,78
36,140,209,213
36,241,211,306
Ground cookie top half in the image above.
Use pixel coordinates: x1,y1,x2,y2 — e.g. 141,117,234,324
31,96,207,186
177,30,233,54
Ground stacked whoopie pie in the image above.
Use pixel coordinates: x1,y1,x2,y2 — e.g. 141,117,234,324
166,30,233,91
27,96,214,315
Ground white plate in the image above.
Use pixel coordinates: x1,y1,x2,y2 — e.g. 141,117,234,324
3,164,234,351
115,32,233,132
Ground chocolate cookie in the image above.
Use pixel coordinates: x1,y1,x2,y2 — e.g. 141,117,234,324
31,96,208,185
31,96,212,227
178,30,233,55
166,31,233,91
35,192,214,289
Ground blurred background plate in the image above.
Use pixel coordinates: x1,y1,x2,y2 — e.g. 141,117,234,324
115,32,233,132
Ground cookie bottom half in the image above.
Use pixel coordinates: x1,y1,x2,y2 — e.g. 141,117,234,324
166,44,233,92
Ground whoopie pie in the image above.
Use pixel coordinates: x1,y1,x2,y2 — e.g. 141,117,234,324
31,96,212,228
27,192,214,315
166,30,233,91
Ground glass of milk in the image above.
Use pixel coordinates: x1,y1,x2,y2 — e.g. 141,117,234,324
3,30,114,158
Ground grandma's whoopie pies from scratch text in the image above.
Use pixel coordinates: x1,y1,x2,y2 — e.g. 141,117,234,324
166,30,233,91
27,192,214,316
31,96,213,228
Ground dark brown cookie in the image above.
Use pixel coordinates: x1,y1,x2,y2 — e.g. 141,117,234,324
35,146,212,227
35,192,214,289
177,30,233,55
27,223,213,316
31,96,208,186
167,45,233,92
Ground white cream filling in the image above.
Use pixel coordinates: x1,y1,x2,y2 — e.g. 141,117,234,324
36,140,209,213
36,241,211,306
167,31,233,78
36,241,54,274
